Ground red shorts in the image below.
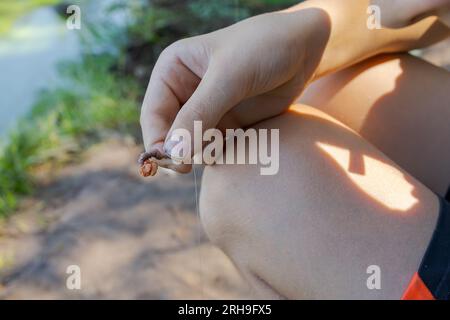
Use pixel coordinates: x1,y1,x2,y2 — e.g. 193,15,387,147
402,195,450,300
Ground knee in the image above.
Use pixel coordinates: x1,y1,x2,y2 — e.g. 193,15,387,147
199,164,251,250
198,106,344,250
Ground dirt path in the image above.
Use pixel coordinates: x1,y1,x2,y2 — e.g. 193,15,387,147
0,138,250,299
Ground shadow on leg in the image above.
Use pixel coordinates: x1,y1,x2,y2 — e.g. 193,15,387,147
301,53,450,196
200,105,439,299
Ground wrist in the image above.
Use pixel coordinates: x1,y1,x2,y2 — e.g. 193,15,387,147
281,7,331,83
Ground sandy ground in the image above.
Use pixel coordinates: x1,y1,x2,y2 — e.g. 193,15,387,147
0,138,251,299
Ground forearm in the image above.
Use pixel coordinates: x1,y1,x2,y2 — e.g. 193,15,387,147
286,0,450,79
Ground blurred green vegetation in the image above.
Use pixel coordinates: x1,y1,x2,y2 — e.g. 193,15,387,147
0,0,60,35
0,0,299,217
126,0,298,71
0,55,141,216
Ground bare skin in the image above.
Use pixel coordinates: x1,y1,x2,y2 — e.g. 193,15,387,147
139,0,450,299
200,54,449,299
301,54,450,197
200,104,441,299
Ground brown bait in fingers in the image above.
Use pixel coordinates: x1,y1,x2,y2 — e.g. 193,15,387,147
138,149,172,177
140,159,158,177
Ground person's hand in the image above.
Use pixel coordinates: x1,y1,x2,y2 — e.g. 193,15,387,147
140,8,329,173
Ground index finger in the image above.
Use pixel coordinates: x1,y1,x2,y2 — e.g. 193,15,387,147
140,67,180,152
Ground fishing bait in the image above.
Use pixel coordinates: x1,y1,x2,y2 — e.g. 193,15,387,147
138,149,173,177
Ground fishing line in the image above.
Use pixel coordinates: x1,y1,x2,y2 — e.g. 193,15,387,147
193,163,205,298
192,0,240,300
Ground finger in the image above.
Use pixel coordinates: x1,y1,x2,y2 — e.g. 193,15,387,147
140,80,194,173
140,71,180,152
140,49,202,173
163,64,243,163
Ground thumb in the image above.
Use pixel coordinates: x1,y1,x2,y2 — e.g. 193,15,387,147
164,65,242,164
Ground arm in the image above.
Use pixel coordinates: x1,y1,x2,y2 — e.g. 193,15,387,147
139,0,450,172
286,0,450,80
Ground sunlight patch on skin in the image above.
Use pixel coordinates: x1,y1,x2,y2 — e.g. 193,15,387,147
289,103,348,128
317,142,418,212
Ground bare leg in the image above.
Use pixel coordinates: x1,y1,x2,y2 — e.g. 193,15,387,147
200,53,449,299
200,105,439,299
301,53,450,196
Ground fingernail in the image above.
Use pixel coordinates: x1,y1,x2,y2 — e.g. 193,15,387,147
164,135,190,163
164,139,178,157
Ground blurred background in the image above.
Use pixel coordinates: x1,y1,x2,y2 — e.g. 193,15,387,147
0,0,449,299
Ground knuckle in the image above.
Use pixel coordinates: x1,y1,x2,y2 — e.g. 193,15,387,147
160,39,187,60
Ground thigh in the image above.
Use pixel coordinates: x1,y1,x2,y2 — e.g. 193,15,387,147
200,105,440,299
300,54,450,196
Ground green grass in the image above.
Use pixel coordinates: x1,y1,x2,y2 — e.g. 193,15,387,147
0,0,140,218
0,54,140,217
0,0,60,35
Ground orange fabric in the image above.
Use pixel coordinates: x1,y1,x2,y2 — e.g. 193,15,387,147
402,272,435,300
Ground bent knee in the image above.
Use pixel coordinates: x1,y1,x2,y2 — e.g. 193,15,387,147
199,105,352,249
199,163,252,249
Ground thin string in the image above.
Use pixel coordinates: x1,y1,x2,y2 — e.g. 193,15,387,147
192,0,240,300
193,164,204,298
